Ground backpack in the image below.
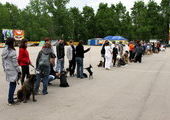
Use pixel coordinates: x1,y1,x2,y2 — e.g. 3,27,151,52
38,52,50,67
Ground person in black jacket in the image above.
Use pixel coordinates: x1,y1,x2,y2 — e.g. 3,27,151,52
75,41,90,79
112,44,118,66
56,39,65,73
134,43,143,63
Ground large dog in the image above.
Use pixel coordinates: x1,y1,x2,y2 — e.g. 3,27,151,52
17,74,37,103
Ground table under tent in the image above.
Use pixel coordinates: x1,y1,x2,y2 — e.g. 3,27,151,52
88,36,128,46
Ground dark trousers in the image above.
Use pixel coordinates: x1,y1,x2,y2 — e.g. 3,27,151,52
69,58,76,76
113,55,117,66
134,54,142,63
129,51,134,62
8,82,16,103
76,57,83,78
21,65,30,85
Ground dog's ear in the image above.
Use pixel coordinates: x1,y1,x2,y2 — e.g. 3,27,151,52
90,64,92,68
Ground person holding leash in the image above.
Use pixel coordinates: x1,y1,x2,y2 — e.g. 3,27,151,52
75,40,90,79
18,39,32,85
35,42,55,95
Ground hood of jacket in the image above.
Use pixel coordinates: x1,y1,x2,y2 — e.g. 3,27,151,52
41,47,52,55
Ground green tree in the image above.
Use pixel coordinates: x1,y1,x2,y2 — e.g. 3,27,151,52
161,0,170,42
131,1,149,41
82,6,96,40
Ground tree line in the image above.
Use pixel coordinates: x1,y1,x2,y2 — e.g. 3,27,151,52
0,0,169,43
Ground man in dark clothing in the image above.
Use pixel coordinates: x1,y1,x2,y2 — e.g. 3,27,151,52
112,44,118,66
101,40,109,68
75,41,90,79
56,39,65,73
134,43,143,63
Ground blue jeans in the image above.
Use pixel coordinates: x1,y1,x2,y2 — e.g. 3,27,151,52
76,57,83,78
8,82,16,103
56,58,64,73
48,75,55,83
35,66,50,94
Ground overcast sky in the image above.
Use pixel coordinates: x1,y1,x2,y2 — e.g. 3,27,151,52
0,0,162,12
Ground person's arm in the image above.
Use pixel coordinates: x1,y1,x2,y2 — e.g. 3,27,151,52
56,44,62,59
84,46,90,53
36,51,42,69
56,44,59,59
67,47,72,60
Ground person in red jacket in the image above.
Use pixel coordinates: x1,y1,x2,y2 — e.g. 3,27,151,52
18,39,32,85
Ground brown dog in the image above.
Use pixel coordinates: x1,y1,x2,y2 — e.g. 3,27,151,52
17,74,37,103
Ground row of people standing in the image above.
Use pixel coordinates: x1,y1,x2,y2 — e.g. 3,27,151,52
1,38,90,105
101,40,144,70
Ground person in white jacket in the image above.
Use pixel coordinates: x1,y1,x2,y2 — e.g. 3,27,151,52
105,42,113,70
1,38,21,105
67,40,76,76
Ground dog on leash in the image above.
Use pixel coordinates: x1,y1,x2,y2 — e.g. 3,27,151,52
17,74,37,103
60,71,69,87
85,64,93,79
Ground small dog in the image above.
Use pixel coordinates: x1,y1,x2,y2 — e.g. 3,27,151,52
60,71,69,87
97,61,103,67
17,74,37,103
123,51,129,64
85,64,93,79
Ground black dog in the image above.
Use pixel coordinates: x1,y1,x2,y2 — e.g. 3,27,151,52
85,64,93,79
97,61,103,67
60,71,69,87
17,74,37,103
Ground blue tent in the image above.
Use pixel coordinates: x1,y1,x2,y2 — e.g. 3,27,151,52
104,36,128,40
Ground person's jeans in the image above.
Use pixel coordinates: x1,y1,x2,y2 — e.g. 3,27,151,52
35,74,49,94
8,82,16,103
76,57,83,78
56,58,64,73
48,75,55,83
35,66,50,94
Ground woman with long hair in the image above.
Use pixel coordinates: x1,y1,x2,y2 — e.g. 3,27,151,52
18,39,32,85
1,38,21,105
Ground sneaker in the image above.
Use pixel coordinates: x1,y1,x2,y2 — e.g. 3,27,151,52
42,92,48,95
34,91,42,95
8,101,17,106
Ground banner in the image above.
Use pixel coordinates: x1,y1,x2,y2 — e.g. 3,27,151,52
0,43,5,48
2,29,24,40
13,30,24,40
2,29,13,40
